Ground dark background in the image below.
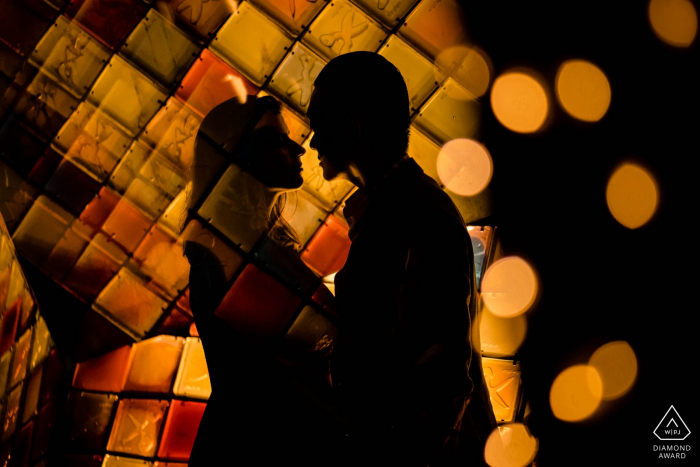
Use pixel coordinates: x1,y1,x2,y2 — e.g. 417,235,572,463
458,0,697,464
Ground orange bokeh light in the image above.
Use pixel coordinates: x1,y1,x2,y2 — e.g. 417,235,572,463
649,0,698,47
550,365,603,422
606,163,659,229
437,139,493,196
589,341,638,400
481,257,538,318
490,71,549,133
484,423,538,467
556,60,611,122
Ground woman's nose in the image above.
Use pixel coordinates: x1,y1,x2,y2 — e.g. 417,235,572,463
309,133,317,150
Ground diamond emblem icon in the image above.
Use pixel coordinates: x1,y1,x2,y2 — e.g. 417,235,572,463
654,406,691,441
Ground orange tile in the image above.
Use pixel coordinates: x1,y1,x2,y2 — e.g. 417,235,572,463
72,345,132,393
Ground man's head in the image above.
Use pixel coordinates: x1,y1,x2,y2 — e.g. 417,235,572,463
307,52,410,184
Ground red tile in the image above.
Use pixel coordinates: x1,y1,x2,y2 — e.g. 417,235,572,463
72,345,131,393
301,214,351,276
156,399,206,461
64,0,149,49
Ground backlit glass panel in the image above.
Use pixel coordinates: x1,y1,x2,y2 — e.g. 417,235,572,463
107,399,169,457
172,337,211,400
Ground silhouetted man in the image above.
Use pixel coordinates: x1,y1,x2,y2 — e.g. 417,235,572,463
307,52,497,466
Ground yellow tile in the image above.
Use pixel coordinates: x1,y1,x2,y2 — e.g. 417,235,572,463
407,126,440,184
173,337,211,400
413,78,480,145
353,0,419,28
249,0,327,36
107,398,169,457
268,43,326,115
482,357,522,423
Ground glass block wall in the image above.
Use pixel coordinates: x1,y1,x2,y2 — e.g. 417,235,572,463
1,0,521,463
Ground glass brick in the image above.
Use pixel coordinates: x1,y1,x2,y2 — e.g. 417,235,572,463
30,15,110,98
142,97,202,172
73,345,131,393
0,121,46,178
299,134,354,211
64,233,128,299
108,141,149,194
180,220,244,283
157,0,234,42
481,357,522,423
280,103,310,144
253,236,320,296
75,306,137,362
133,225,189,297
0,0,51,56
64,0,149,50
12,195,75,270
249,0,326,36
41,219,91,280
88,55,168,136
32,399,57,461
379,35,439,112
172,337,210,400
0,161,36,235
21,366,42,424
0,347,12,397
102,454,153,466
2,382,22,442
284,304,337,353
107,398,169,457
52,101,131,182
44,158,101,214
0,298,20,357
66,390,119,449
122,177,172,220
158,189,189,236
215,263,303,338
353,0,419,28
304,0,387,60
268,43,326,115
38,348,64,406
18,287,36,337
300,214,350,276
11,418,33,467
29,316,53,372
121,9,199,88
123,335,185,393
467,225,494,289
9,326,32,388
80,187,121,231
407,126,439,183
0,240,10,311
139,152,186,200
156,399,206,461
95,268,168,338
101,198,153,253
283,189,326,246
211,2,293,86
152,305,192,335
26,147,62,188
413,78,480,145
15,71,80,138
479,303,526,359
175,48,258,118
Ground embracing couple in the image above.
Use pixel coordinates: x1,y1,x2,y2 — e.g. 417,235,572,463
183,52,496,466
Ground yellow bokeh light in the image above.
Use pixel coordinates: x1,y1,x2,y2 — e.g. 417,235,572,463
481,257,537,318
556,60,611,122
589,341,638,400
649,0,698,47
490,71,549,133
437,139,493,196
484,423,538,467
550,365,603,422
606,163,658,229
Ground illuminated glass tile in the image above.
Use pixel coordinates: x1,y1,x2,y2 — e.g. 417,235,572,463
109,141,151,194
12,195,75,269
215,263,303,338
353,0,419,28
0,161,36,236
101,198,153,253
123,335,185,393
300,214,350,276
107,398,169,457
75,306,138,362
21,366,42,424
66,391,119,449
0,0,51,56
0,348,12,397
299,134,354,211
153,306,192,336
379,35,439,112
73,345,131,393
44,158,101,214
32,399,57,461
15,72,80,138
139,152,186,200
103,454,154,466
211,2,293,86
158,0,234,41
467,225,494,288
142,97,203,173
12,418,33,467
1,382,22,442
29,316,53,372
64,233,128,299
0,121,46,177
18,287,36,337
64,0,149,50
413,78,480,145
159,190,189,236
280,104,310,144
0,299,20,357
253,236,320,296
284,304,337,353
250,0,326,35
121,9,199,87
52,102,131,182
283,189,326,246
398,0,469,67
26,147,62,189
407,126,439,183
38,348,64,406
482,357,522,423
88,55,168,136
41,219,91,280
133,225,189,297
175,48,258,118
122,177,172,220
30,15,110,98
5,258,25,307
156,399,206,461
268,43,326,115
173,337,211,400
180,220,244,282
80,187,121,231
9,326,32,388
304,0,387,60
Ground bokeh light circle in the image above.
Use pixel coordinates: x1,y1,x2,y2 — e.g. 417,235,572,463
649,0,698,47
479,303,528,356
490,71,549,133
481,257,537,318
437,139,493,196
556,60,611,122
589,341,638,400
606,163,659,229
484,423,538,467
550,365,603,422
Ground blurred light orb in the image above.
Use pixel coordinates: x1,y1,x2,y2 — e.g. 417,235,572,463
437,139,493,196
589,341,638,400
481,257,537,318
556,60,611,122
484,423,538,467
649,0,698,47
606,163,658,229
550,365,603,422
438,46,492,97
490,72,548,133
479,303,528,357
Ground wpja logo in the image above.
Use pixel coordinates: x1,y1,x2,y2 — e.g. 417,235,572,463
653,405,691,459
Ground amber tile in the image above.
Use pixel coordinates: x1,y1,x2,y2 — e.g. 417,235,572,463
407,126,440,183
268,43,326,115
21,366,42,424
413,78,480,145
72,345,132,393
29,316,53,372
249,0,326,35
139,152,186,200
132,226,189,297
180,219,244,283
80,187,121,231
0,347,13,397
156,399,206,461
17,287,36,336
172,337,211,400
282,189,327,246
66,390,119,450
353,0,419,28
123,336,185,393
3,258,25,311
63,233,128,300
64,0,149,50
15,71,80,139
301,214,351,276
1,382,22,442
102,453,154,466
122,177,173,220
280,104,310,144
41,219,91,280
101,198,153,253
157,0,234,41
158,190,189,237
9,326,32,388
106,398,169,457
482,357,522,423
